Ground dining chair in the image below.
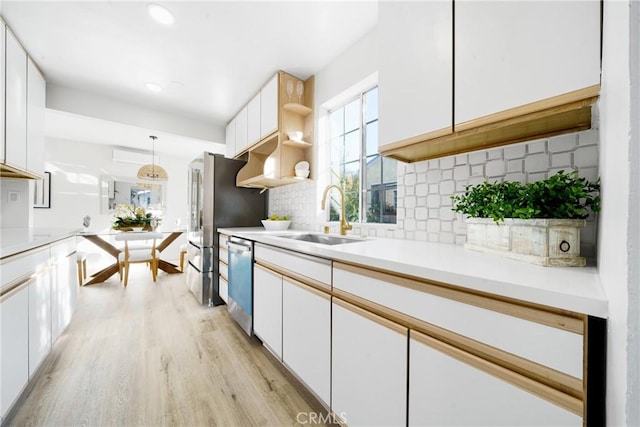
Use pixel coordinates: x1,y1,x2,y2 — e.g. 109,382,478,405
114,232,163,287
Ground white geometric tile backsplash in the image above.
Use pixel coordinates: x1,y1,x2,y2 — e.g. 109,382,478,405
268,129,599,259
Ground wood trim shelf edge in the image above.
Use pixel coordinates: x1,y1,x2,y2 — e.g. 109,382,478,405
380,85,600,163
333,261,585,335
411,330,584,417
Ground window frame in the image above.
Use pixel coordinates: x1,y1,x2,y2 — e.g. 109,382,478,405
328,85,396,224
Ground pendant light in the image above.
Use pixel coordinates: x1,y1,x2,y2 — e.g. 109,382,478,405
137,135,168,181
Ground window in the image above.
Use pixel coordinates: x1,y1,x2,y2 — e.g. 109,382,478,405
329,86,397,224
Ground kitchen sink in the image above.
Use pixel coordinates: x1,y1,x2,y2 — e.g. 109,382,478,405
278,233,367,245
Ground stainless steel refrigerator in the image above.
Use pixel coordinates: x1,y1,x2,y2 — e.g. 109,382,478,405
186,152,266,306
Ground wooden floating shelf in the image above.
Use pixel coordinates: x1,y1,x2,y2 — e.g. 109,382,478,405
282,139,312,148
380,85,600,163
237,174,309,189
0,163,42,179
283,103,312,116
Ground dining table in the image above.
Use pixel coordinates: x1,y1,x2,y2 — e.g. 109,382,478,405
78,229,186,286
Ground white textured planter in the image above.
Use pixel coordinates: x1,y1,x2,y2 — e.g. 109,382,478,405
465,218,587,267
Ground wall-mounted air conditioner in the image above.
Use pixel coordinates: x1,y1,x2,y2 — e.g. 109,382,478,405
112,147,158,165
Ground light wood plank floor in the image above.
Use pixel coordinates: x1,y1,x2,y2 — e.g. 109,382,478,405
7,266,328,426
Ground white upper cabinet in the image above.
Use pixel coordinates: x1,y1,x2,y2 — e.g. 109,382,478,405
247,92,261,146
1,24,6,163
234,106,248,156
455,0,601,126
26,58,46,176
260,74,278,139
378,0,453,148
5,28,27,170
224,117,236,159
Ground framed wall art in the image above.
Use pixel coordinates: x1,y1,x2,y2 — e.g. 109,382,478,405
33,171,51,209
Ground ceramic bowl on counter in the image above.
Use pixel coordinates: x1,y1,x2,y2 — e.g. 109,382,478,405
261,220,292,231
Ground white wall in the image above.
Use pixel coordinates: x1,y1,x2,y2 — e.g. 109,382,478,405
599,1,640,425
0,179,32,228
47,84,226,144
32,137,193,259
269,27,379,226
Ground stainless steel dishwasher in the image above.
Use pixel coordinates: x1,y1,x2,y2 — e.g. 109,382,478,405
227,236,254,335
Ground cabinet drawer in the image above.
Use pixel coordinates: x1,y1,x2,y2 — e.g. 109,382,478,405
219,247,228,265
1,246,49,289
333,263,583,379
219,276,228,304
255,244,331,287
409,330,582,424
50,237,76,263
219,234,230,250
219,261,228,281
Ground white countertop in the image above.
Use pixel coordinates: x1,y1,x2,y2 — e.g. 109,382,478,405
219,227,608,318
1,228,81,258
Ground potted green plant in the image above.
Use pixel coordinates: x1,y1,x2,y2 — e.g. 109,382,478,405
451,170,600,266
112,204,156,231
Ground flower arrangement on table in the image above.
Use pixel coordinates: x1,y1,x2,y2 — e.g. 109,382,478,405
112,204,161,231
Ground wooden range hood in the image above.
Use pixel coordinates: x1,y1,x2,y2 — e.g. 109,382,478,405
380,85,600,163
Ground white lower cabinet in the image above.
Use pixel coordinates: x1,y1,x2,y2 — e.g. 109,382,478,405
28,272,51,378
253,263,282,358
409,330,582,427
219,276,228,304
0,285,29,420
282,278,330,406
331,298,408,426
51,252,78,342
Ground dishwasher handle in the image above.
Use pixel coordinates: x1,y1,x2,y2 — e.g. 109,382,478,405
228,241,252,254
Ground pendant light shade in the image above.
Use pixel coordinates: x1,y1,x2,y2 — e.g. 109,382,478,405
137,135,168,181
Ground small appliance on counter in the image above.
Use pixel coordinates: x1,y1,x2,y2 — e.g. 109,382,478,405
186,152,266,306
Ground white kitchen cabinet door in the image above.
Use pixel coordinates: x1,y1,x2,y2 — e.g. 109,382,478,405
253,264,282,358
378,0,452,148
26,58,46,176
234,106,248,156
218,276,228,304
28,271,51,377
225,117,236,159
1,285,29,420
282,278,330,406
331,298,407,426
260,74,278,139
455,0,601,126
247,92,261,147
1,24,6,163
5,28,27,170
51,253,77,342
409,331,582,427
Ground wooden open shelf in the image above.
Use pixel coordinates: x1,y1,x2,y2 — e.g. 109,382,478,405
237,72,314,189
0,163,42,179
283,103,312,116
282,139,312,148
380,85,600,163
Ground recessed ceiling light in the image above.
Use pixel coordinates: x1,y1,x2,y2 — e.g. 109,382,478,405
145,82,163,93
147,3,174,26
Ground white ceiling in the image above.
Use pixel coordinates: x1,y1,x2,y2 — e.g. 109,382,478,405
1,1,378,154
